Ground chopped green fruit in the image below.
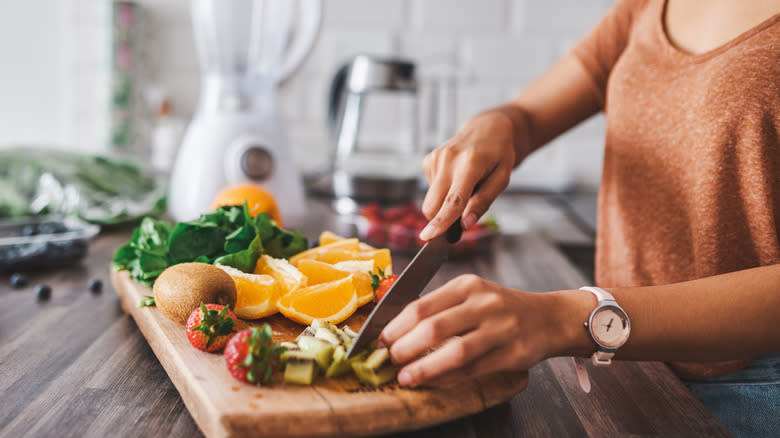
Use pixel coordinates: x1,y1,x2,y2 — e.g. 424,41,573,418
284,352,317,385
347,349,369,366
342,326,358,339
280,342,300,351
364,348,390,371
315,327,341,346
296,336,334,371
325,345,351,378
351,361,397,387
297,326,316,340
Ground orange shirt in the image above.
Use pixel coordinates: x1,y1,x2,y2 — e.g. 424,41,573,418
572,0,779,377
574,0,780,287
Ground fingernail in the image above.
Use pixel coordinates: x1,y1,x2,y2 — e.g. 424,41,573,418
398,370,413,387
419,224,434,241
462,213,478,230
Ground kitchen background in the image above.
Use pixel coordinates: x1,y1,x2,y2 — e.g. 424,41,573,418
0,0,612,192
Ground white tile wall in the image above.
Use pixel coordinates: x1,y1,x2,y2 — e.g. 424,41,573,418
11,0,614,190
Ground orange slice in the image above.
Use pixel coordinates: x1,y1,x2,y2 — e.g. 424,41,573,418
318,231,344,246
217,265,280,319
297,259,351,285
254,255,307,295
343,248,392,275
318,230,375,251
289,238,360,266
277,276,358,325
332,260,376,306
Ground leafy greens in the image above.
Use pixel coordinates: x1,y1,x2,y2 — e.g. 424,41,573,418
112,202,307,286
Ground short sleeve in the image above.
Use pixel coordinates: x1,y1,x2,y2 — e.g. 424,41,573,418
571,0,647,106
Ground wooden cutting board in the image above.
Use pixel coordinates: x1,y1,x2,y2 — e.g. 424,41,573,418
111,270,529,438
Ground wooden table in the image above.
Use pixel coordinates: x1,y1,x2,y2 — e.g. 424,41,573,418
0,198,729,437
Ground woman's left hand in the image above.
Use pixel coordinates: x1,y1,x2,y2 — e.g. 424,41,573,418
378,274,580,387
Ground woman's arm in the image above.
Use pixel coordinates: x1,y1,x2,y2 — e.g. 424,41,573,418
561,263,780,362
419,54,602,240
379,264,780,387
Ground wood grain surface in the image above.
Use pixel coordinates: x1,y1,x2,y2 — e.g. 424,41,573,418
0,195,731,438
111,269,529,438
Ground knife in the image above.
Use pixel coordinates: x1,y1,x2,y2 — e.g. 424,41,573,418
346,219,463,358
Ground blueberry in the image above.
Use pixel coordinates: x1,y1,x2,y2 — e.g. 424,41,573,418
10,273,28,289
35,284,52,300
87,278,103,293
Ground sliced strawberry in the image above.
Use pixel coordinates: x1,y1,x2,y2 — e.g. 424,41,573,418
371,269,399,302
225,325,285,385
186,303,237,353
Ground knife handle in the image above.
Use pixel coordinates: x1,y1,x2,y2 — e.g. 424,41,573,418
445,219,463,244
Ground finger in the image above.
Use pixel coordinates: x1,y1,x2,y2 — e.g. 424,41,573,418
421,169,451,221
379,280,469,346
461,165,511,229
426,343,518,388
388,300,481,365
422,150,437,185
419,166,483,240
396,328,499,387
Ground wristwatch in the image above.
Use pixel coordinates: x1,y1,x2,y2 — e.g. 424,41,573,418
572,286,631,392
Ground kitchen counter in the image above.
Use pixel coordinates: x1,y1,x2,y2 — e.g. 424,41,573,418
0,195,728,438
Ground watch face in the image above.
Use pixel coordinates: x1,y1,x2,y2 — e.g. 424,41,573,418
590,306,630,348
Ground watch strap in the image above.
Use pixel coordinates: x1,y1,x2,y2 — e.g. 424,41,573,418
573,286,622,392
579,286,615,302
572,357,591,393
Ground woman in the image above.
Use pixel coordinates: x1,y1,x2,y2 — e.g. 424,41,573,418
378,0,780,436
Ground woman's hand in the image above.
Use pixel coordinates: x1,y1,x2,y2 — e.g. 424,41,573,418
418,109,528,241
378,274,590,388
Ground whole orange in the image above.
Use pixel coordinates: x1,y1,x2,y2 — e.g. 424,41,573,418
210,184,283,225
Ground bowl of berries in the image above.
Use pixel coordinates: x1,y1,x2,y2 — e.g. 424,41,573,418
356,202,499,258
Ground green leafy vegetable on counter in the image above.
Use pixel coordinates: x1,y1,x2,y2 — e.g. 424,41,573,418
112,202,308,286
0,148,166,224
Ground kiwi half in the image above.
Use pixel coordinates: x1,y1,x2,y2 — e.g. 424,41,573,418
152,263,237,325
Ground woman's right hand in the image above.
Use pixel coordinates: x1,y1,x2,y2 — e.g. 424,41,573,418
418,108,529,241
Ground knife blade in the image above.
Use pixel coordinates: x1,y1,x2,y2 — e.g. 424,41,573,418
346,219,462,358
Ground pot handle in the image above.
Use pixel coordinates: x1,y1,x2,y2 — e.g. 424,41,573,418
279,0,322,83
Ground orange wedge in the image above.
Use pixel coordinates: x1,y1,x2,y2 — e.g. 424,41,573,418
217,265,280,319
318,231,344,246
277,276,358,325
319,230,375,251
300,259,374,307
342,248,392,275
332,260,376,306
254,255,307,295
289,238,360,266
297,259,351,284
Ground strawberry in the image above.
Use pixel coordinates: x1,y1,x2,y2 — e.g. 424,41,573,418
365,220,387,246
186,303,238,353
371,269,399,302
225,324,286,385
358,202,382,221
383,204,409,222
388,223,415,252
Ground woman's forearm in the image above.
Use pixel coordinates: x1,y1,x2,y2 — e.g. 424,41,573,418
483,54,603,167
552,264,780,362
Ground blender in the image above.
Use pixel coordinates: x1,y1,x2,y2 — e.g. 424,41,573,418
168,0,322,228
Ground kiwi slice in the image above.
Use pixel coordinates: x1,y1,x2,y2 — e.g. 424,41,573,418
364,348,390,371
314,327,341,346
296,336,334,371
284,351,317,385
325,345,351,378
351,361,397,387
